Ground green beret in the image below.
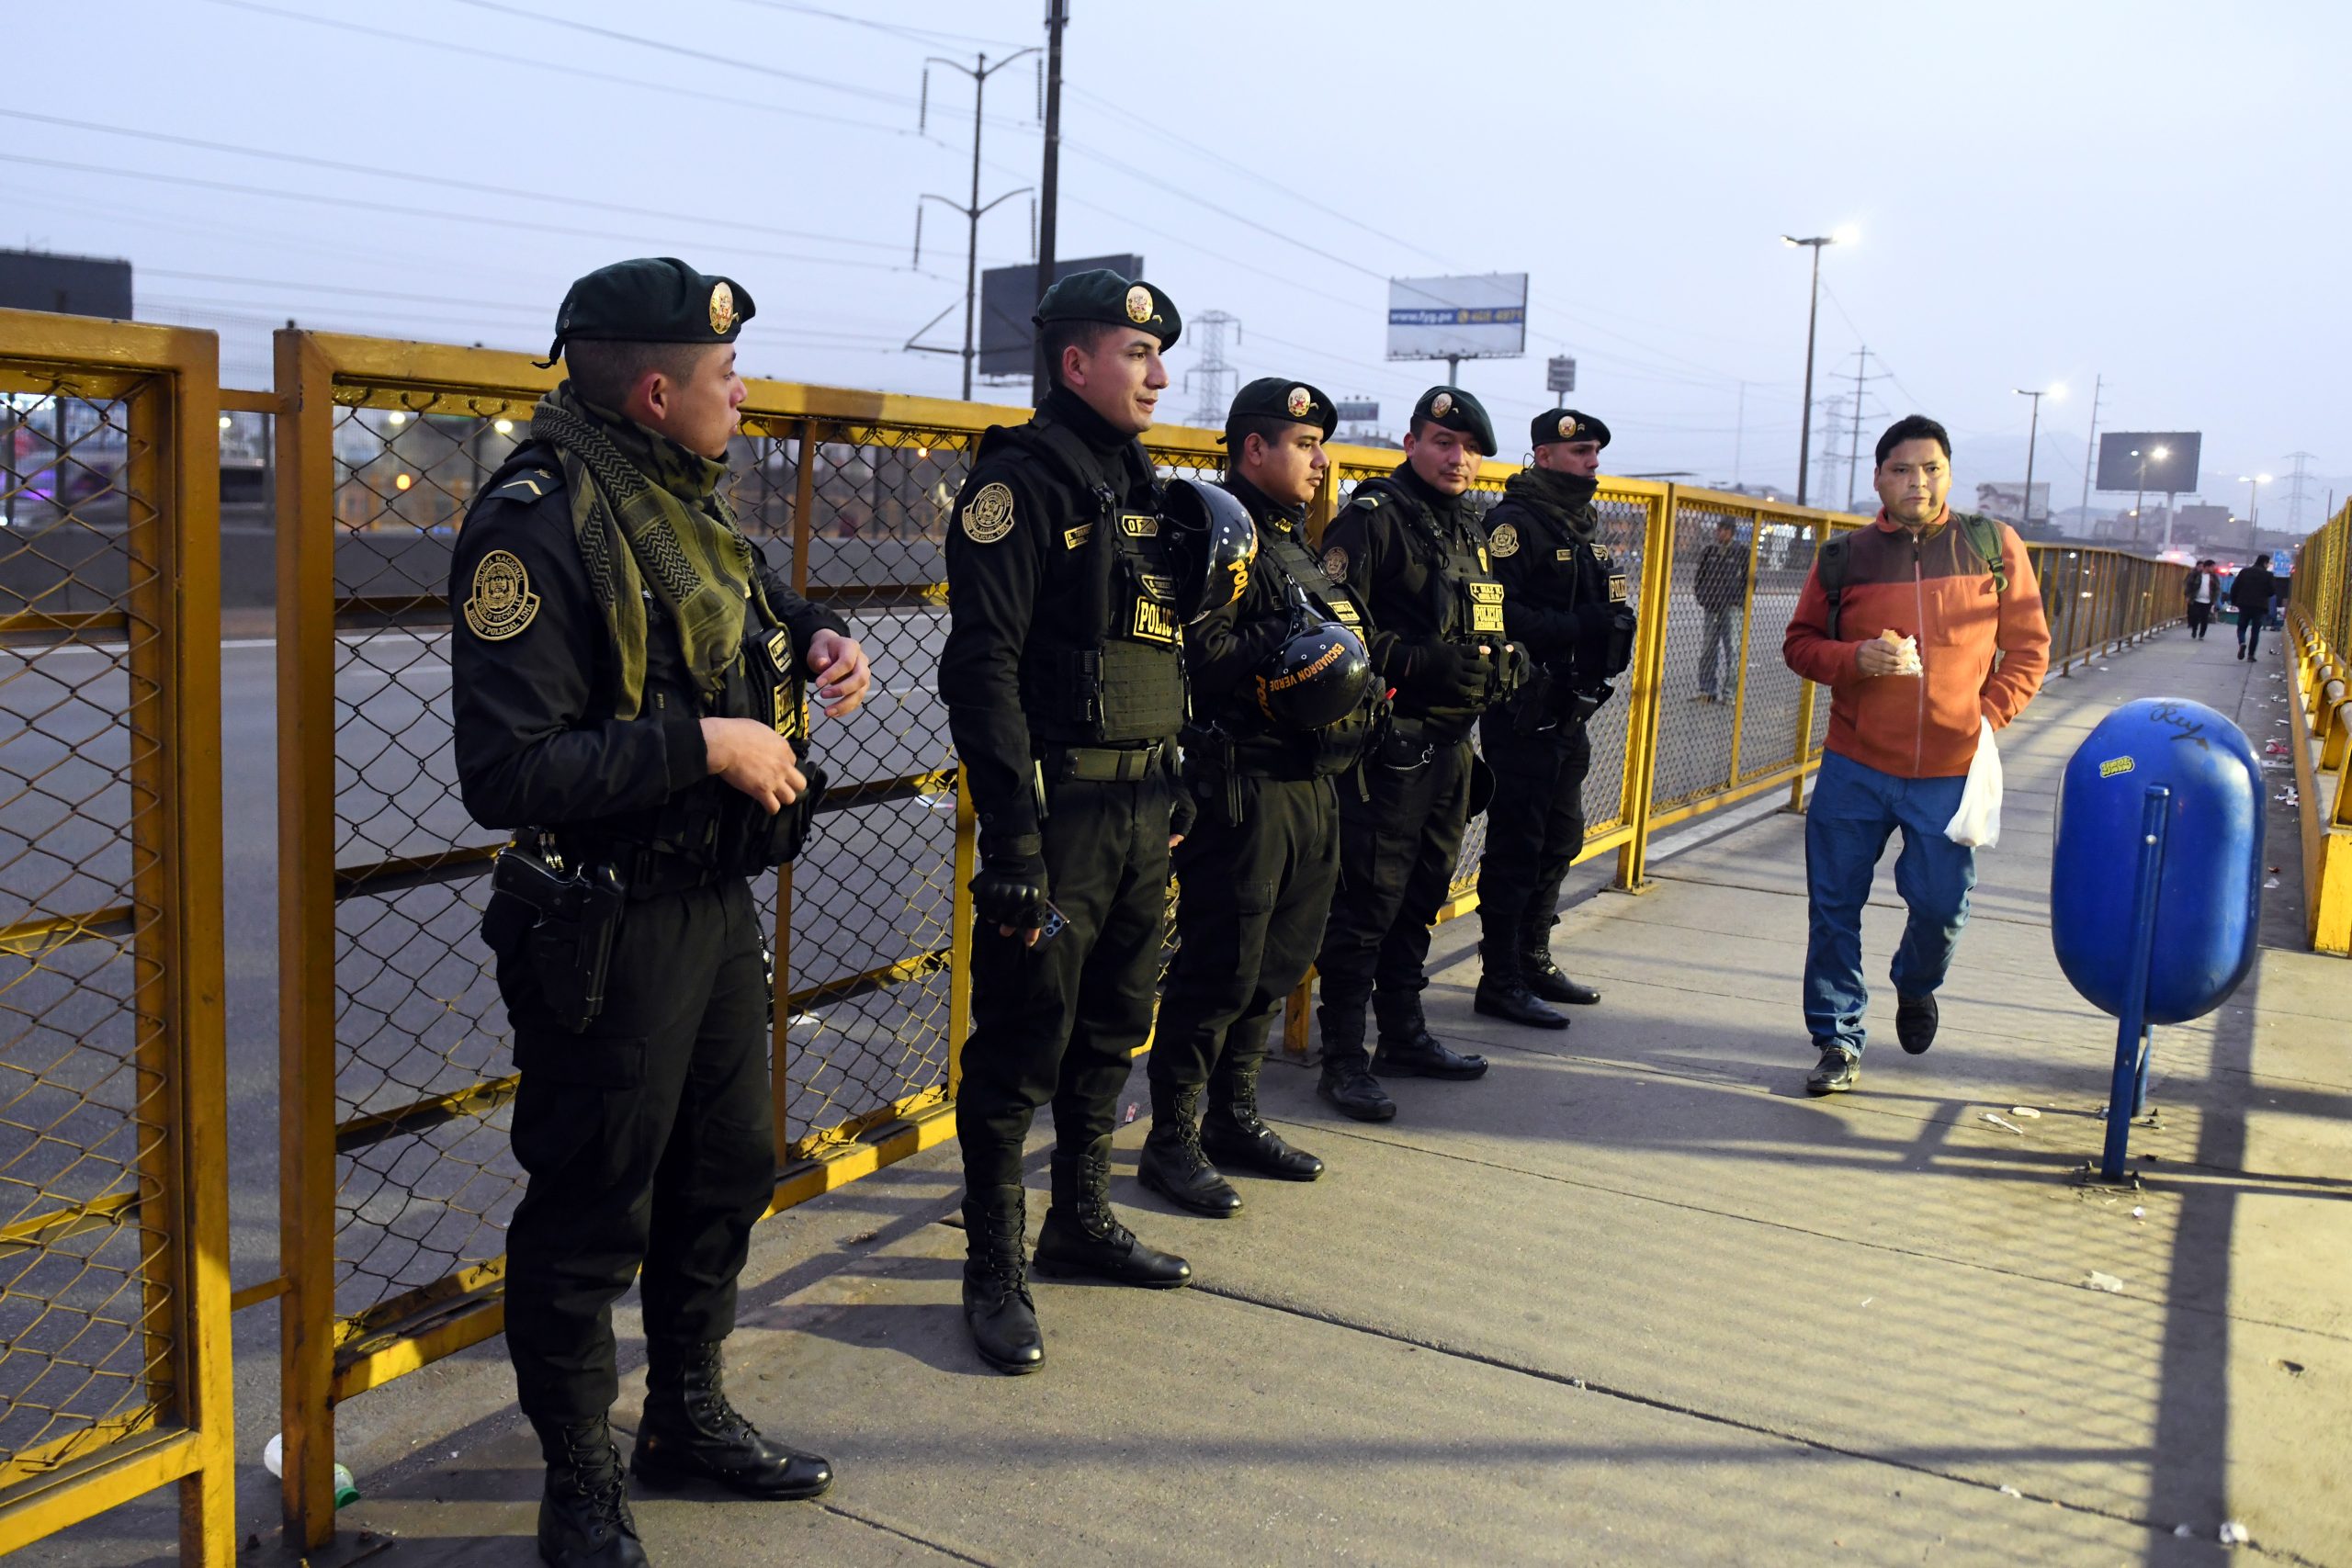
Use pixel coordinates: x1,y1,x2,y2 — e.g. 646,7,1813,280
546,256,755,365
1034,267,1182,350
1222,376,1337,441
1532,408,1611,450
1409,385,1496,457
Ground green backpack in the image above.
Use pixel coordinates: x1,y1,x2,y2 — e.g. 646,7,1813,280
1818,513,2007,640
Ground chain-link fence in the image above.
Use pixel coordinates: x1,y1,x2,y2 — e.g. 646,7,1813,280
0,315,232,1564
2287,500,2352,952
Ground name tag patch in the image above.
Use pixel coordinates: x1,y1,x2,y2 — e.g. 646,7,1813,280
1468,580,1506,634
1119,513,1159,537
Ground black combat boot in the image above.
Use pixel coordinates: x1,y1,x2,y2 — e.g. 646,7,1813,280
1034,1138,1193,1286
1375,995,1491,1079
1473,941,1570,1030
1315,1010,1396,1122
962,1184,1045,1374
1203,1053,1324,1180
1136,1082,1243,1217
632,1342,831,1501
1520,924,1601,1007
533,1416,649,1568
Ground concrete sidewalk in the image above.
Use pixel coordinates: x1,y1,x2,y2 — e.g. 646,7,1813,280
153,625,2347,1567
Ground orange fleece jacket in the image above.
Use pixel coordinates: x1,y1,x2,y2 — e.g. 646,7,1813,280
1781,511,2050,779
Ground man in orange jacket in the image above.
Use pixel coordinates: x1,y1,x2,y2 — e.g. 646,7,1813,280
1781,415,2050,1094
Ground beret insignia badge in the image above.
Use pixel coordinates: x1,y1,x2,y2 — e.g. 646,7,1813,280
1558,415,1577,439
1430,391,1453,418
708,281,736,335
1286,386,1312,418
961,481,1015,544
464,549,540,641
1125,285,1153,324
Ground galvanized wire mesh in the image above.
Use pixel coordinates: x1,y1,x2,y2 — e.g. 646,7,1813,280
0,379,177,1483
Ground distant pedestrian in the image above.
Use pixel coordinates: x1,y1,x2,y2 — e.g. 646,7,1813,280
1781,415,2050,1096
2231,556,2277,660
1691,517,1748,701
2183,558,2220,640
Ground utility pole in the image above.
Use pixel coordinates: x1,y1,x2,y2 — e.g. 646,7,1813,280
1840,346,1888,511
1030,0,1068,405
1732,379,1745,487
909,48,1037,400
1186,311,1241,427
2280,450,2319,535
2077,374,2102,538
2015,385,2062,533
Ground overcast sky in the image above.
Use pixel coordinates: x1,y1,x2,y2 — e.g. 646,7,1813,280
7,0,2345,523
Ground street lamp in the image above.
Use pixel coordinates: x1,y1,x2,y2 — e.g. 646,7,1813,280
2014,384,2064,530
2238,472,2270,552
2129,444,2171,547
1782,226,1855,507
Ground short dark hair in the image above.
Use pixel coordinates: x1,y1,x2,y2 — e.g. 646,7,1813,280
1041,320,1120,389
1874,414,1951,468
563,339,710,412
1713,517,1736,532
1224,414,1293,472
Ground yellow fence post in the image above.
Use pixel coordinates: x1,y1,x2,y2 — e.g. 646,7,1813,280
1613,485,1678,890
772,417,820,1169
273,328,342,1551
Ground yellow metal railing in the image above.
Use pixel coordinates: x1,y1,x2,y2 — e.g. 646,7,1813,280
2287,500,2352,953
0,311,233,1563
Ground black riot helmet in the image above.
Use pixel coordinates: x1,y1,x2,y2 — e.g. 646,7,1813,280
1254,592,1374,731
1161,478,1260,622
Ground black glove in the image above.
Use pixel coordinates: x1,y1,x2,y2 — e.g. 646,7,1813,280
1399,640,1492,708
970,852,1050,931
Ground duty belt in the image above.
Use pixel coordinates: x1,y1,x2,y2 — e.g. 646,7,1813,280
1044,739,1168,783
549,834,729,901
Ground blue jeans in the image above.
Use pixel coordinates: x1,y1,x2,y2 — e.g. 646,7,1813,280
1803,750,1976,1057
1697,606,1737,697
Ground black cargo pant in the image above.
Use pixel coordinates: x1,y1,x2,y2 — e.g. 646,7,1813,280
499,875,773,1427
1153,772,1341,1108
956,768,1172,1188
1475,712,1593,964
1314,735,1473,1061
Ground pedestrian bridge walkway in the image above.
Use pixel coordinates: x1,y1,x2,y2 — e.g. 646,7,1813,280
205,619,2347,1565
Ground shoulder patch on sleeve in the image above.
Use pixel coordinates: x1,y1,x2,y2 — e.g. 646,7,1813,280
463,548,541,641
486,468,558,504
960,480,1015,543
1488,523,1519,558
1321,545,1350,584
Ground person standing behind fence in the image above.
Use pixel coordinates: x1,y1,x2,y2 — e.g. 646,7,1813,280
1141,378,1385,1216
1313,387,1527,1119
2231,554,2277,660
1781,414,2048,1096
1692,516,1749,702
2183,558,2220,640
1471,410,1631,1030
938,269,1209,1377
451,258,873,1568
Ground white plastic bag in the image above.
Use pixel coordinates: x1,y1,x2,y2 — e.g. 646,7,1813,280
1943,716,2003,848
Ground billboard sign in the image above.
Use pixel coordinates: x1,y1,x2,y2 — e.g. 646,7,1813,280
1386,274,1528,362
2097,431,2201,494
978,254,1145,379
1975,481,2050,525
1334,400,1379,423
1546,355,1577,395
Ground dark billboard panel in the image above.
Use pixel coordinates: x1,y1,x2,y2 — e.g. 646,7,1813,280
977,254,1144,379
2097,431,2200,494
0,249,134,319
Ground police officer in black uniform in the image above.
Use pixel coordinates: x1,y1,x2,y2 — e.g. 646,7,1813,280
451,258,870,1568
1312,387,1525,1122
1473,409,1634,1028
941,269,1236,1375
1140,378,1384,1215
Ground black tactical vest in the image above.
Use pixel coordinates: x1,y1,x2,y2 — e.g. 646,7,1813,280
1199,508,1385,781
1500,491,1634,687
1351,475,1507,735
979,416,1189,747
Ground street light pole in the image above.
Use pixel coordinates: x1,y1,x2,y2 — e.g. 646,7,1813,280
1783,234,1834,507
2239,472,2270,554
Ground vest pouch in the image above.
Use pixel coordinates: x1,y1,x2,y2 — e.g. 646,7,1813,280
715,623,827,874
1603,603,1637,677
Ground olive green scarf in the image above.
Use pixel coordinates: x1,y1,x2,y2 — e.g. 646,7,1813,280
530,383,763,718
1505,466,1601,543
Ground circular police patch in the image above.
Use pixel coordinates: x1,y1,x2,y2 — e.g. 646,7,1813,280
1321,546,1349,583
709,281,736,335
1125,285,1154,324
1488,523,1520,558
1286,385,1312,418
1430,391,1453,418
464,549,539,641
961,481,1015,544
